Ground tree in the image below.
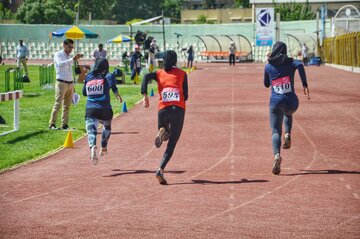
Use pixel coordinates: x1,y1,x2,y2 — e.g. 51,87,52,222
233,0,250,8
163,0,183,22
195,15,207,24
75,0,115,20
273,0,315,21
16,0,45,24
16,0,73,24
205,0,216,9
0,3,13,20
109,0,163,24
194,14,214,24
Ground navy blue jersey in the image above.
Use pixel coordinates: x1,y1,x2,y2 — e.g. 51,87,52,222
82,72,118,110
264,60,308,100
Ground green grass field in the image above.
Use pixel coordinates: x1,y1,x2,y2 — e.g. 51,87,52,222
0,64,156,171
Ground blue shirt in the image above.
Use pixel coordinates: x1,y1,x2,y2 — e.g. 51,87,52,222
82,72,118,111
264,60,308,101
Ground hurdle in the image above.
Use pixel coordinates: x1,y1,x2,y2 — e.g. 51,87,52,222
4,68,23,92
0,90,23,136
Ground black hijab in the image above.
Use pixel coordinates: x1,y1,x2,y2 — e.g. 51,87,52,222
268,41,293,66
92,58,109,76
163,50,177,71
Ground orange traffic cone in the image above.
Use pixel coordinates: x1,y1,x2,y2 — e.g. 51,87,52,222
64,130,74,148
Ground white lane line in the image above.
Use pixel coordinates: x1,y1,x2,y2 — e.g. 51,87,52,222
128,146,156,166
198,175,304,224
190,76,235,180
197,119,319,224
131,88,202,167
13,186,70,204
353,193,359,199
346,185,352,190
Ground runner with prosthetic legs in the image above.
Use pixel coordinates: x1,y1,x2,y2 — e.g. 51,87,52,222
141,50,188,184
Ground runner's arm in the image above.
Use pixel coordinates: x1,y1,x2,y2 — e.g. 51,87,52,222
107,73,123,103
183,74,188,101
141,72,157,95
264,67,270,88
82,79,87,96
294,61,308,88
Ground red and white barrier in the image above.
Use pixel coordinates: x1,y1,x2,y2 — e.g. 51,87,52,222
0,90,23,102
0,90,23,136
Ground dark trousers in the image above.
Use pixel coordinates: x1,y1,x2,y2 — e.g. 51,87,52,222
229,54,235,65
158,105,185,170
269,97,299,155
303,57,308,66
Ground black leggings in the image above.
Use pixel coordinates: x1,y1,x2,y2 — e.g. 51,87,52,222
158,105,185,170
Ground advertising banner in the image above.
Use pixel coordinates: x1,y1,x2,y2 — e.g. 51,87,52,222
256,8,274,46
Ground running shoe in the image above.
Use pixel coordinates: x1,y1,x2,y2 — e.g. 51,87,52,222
155,168,167,185
282,133,291,149
61,125,70,130
100,147,108,156
49,124,57,130
272,153,282,175
162,130,169,142
155,127,166,148
90,145,98,165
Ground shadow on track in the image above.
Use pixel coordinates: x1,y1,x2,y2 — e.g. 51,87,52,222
103,169,186,177
169,178,269,186
280,169,360,176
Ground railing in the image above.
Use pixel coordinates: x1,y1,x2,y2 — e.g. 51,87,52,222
39,63,55,86
4,68,23,92
323,32,360,67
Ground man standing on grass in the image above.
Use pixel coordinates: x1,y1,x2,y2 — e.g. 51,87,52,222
93,43,107,61
16,40,29,77
49,39,81,130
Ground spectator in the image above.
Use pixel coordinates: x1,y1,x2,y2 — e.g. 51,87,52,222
130,45,142,84
93,43,107,60
122,51,128,61
301,43,309,66
148,39,157,72
187,45,194,69
229,41,236,66
49,39,81,130
16,40,29,76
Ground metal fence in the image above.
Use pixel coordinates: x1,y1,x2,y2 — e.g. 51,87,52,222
39,64,55,86
4,68,23,92
323,32,360,67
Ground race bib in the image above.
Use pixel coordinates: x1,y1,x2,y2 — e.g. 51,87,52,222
272,76,292,94
86,79,104,96
162,87,180,102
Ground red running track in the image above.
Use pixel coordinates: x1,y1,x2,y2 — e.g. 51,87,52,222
0,63,359,238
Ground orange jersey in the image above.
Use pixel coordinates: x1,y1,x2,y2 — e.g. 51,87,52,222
156,68,186,111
